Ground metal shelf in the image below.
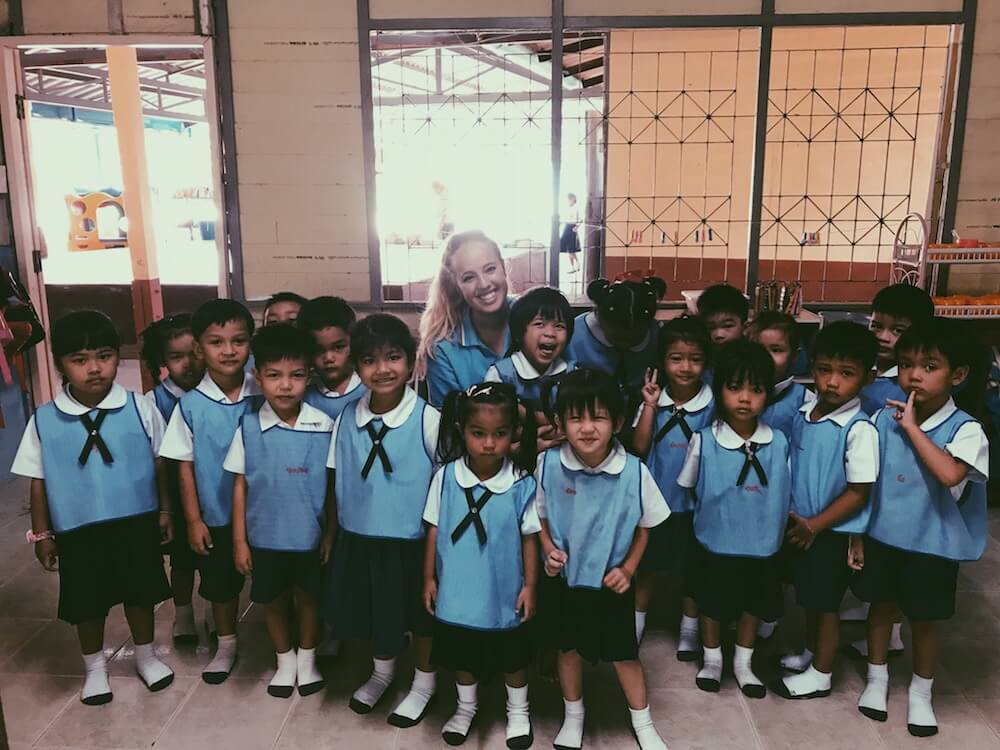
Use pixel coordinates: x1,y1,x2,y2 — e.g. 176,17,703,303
926,247,1000,265
934,305,1000,319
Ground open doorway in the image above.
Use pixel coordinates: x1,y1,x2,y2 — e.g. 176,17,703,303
4,41,226,397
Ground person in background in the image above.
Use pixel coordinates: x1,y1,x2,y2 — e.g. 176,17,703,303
696,284,748,353
13,311,174,706
140,314,206,644
746,311,809,440
263,291,307,326
560,193,582,274
417,231,511,406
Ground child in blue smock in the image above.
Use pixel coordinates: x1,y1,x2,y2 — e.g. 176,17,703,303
631,316,714,658
677,339,791,698
140,313,206,645
860,283,934,416
747,311,809,439
298,295,367,420
225,325,334,699
159,298,262,684
566,276,666,408
13,311,174,706
773,322,880,701
854,318,989,738
538,368,671,750
423,383,540,747
323,314,441,728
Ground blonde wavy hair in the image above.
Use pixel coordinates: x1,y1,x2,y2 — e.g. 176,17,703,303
415,230,505,379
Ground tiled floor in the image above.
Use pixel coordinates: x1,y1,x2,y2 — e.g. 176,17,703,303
1,475,999,749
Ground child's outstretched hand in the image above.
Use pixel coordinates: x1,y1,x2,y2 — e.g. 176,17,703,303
886,391,918,431
785,511,817,550
544,548,567,577
641,368,661,407
233,540,252,576
603,566,633,594
423,578,437,615
188,520,213,555
35,538,58,571
159,512,174,545
848,535,865,571
516,584,536,623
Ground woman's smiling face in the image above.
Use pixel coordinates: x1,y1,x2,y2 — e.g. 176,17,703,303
450,240,508,316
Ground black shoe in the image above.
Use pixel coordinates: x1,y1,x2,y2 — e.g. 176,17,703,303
696,676,721,693
908,723,938,738
859,706,888,722
298,679,325,697
387,696,434,728
267,684,294,699
506,726,533,749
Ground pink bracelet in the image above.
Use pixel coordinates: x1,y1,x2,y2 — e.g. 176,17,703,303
26,529,54,544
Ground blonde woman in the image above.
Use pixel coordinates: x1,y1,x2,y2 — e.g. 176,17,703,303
417,231,511,405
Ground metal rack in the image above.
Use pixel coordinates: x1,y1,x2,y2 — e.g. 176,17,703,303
890,212,1000,319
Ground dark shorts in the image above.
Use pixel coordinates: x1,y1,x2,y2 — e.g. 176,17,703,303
196,525,245,604
56,512,171,625
431,620,533,679
162,466,197,572
851,536,959,622
691,541,783,624
542,575,638,664
640,512,697,593
322,530,434,657
250,548,322,603
787,531,854,613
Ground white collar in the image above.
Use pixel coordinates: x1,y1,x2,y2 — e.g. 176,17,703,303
917,397,958,432
877,365,899,379
559,440,627,475
316,371,363,397
355,385,417,428
584,312,652,353
54,383,128,415
712,418,774,449
258,401,333,432
799,395,862,426
160,377,187,400
773,376,795,395
510,350,569,381
657,382,713,412
454,457,518,493
195,372,260,404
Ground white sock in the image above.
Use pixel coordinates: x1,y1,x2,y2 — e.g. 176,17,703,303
297,647,324,695
352,656,395,710
391,668,437,723
734,644,764,697
780,665,832,698
858,662,889,720
678,616,699,654
696,646,723,691
635,611,647,643
267,649,297,697
173,604,196,639
202,633,237,682
135,642,173,691
81,650,112,705
505,684,532,747
908,675,937,735
629,705,668,750
757,620,777,639
780,647,814,673
553,697,585,749
889,622,904,651
442,682,478,743
840,603,870,622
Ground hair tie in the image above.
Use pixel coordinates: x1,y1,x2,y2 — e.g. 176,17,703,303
466,383,494,398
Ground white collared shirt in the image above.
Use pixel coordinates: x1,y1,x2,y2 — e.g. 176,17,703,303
632,381,713,428
533,442,670,527
799,395,879,484
483,351,569,383
159,372,261,461
223,401,335,475
875,365,899,379
422,458,542,533
326,386,441,469
12,383,166,480
677,419,774,489
896,397,989,500
584,312,653,352
142,376,187,418
315,371,363,398
773,376,795,396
